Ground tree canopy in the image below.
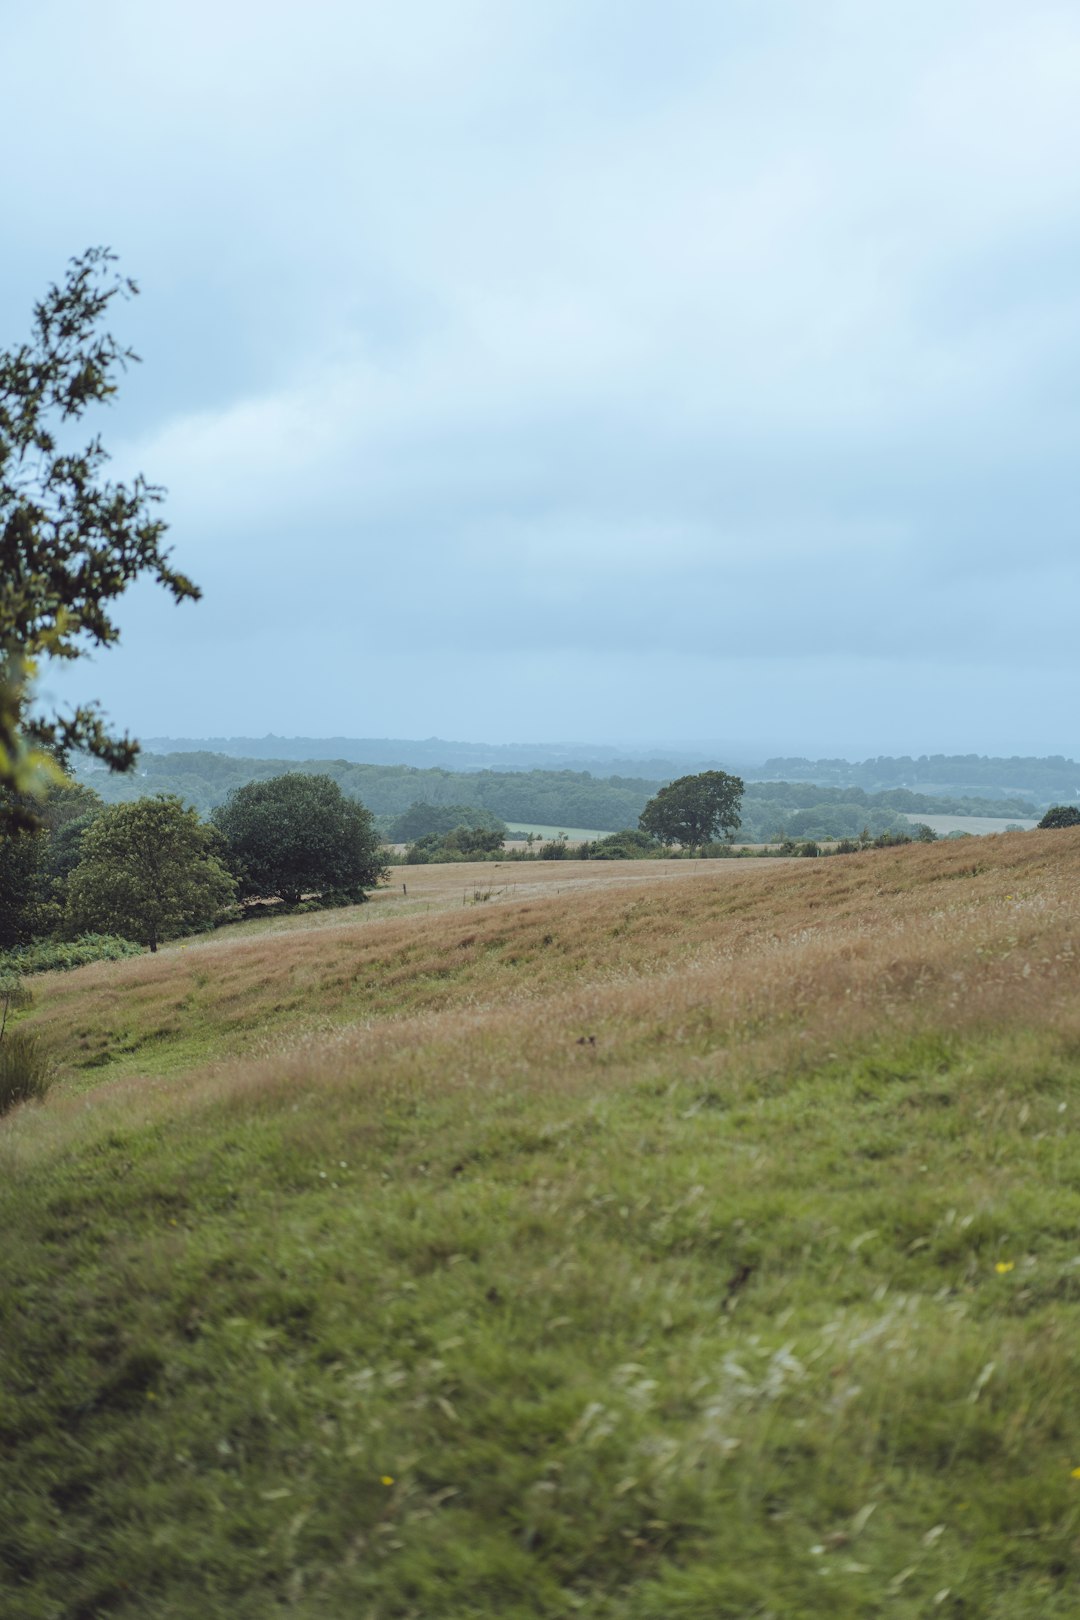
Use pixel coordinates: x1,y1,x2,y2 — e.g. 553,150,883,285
1037,805,1080,829
638,771,744,848
212,773,388,906
65,795,235,951
388,801,507,843
0,249,199,817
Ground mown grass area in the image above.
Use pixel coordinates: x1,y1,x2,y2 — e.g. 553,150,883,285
2,831,1079,1617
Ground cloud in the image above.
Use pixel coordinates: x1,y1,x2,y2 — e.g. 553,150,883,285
11,0,1080,752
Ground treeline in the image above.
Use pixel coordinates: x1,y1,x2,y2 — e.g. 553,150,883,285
734,782,1034,844
78,755,656,832
760,755,1074,806
77,753,1037,840
1,774,386,959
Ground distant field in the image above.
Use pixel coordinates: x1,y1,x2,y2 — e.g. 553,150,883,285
901,812,1038,836
3,832,1080,1617
504,822,615,841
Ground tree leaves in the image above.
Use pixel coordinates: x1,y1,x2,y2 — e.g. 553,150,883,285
0,249,200,817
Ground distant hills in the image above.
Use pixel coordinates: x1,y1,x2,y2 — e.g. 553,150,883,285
78,743,1059,842
140,735,755,778
140,737,1078,808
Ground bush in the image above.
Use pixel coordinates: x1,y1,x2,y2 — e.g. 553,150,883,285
580,829,658,860
1037,805,1080,829
539,839,577,860
388,802,508,843
0,934,143,977
0,1030,53,1115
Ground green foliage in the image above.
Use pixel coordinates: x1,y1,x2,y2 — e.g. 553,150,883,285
0,821,49,947
83,753,660,832
0,251,199,815
389,801,507,843
761,752,1071,804
80,752,1044,845
579,829,658,860
1038,805,1080,829
538,836,576,859
0,934,143,977
66,796,236,951
406,826,507,864
639,770,744,848
0,1028,52,1114
212,774,387,907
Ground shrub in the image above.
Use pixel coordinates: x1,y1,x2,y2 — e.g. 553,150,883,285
580,829,658,860
0,934,143,977
539,838,577,860
0,1030,53,1115
1038,805,1080,829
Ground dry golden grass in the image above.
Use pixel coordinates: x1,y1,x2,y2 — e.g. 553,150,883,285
15,829,1080,1143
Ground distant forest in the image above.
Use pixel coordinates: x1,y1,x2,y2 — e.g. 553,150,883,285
759,754,1080,803
77,752,1044,844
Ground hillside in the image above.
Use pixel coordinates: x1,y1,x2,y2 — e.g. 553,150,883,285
137,738,1080,810
3,831,1079,1617
76,751,1036,841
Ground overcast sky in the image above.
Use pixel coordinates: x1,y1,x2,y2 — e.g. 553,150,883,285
9,0,1080,759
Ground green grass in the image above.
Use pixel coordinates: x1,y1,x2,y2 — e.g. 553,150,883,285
2,835,1080,1617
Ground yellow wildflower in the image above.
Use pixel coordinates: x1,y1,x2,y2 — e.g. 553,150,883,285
381,1475,394,1486
994,1261,1014,1274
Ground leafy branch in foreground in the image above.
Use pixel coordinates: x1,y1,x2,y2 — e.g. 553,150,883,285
0,248,200,818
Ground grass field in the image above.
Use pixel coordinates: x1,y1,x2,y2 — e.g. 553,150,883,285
900,814,1039,837
2,829,1079,1617
504,824,615,842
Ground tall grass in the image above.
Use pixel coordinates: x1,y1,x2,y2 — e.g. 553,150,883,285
0,1029,52,1114
1,829,1078,1617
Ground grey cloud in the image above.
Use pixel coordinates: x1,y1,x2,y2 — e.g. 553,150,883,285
11,0,1080,755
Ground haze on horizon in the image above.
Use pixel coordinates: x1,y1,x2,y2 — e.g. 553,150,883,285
8,1,1080,761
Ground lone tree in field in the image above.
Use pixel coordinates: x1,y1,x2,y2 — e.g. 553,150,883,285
65,795,236,951
212,773,388,907
639,770,744,849
0,249,200,823
1037,805,1080,829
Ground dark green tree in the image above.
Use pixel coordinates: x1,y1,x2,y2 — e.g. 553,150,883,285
0,249,199,818
212,774,388,906
65,795,236,951
1037,805,1080,829
388,801,507,843
638,771,744,848
0,781,105,945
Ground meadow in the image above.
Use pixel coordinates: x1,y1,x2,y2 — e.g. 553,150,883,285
2,831,1079,1617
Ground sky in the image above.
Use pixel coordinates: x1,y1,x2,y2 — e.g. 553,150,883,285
7,0,1080,760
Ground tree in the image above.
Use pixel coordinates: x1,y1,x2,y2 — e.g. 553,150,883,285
65,795,236,951
1037,805,1080,829
0,780,104,946
0,249,199,817
212,774,388,907
638,771,744,848
388,801,507,843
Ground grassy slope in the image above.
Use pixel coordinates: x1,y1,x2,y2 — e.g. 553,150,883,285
2,832,1080,1618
